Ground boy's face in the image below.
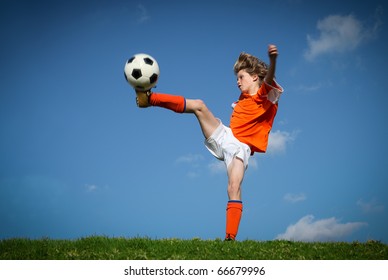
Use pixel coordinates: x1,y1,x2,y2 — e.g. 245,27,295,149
236,70,258,94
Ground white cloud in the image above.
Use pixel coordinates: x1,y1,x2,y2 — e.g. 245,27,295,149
175,154,206,179
84,184,110,193
267,130,298,154
296,82,323,93
85,184,98,192
248,157,258,170
186,171,201,179
284,193,306,203
304,13,381,61
136,4,150,23
276,215,367,241
175,154,204,164
208,160,225,174
357,198,385,214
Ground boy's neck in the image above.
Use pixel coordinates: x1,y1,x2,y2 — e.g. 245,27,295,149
248,85,260,96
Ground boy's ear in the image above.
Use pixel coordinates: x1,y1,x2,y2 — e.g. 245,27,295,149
252,74,259,82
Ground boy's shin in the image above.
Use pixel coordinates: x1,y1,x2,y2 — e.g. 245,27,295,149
149,93,186,113
225,200,243,240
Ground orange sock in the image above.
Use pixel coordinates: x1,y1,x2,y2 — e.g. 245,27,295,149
225,200,243,240
149,93,186,113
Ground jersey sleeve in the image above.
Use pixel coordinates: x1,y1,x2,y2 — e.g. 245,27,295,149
264,80,284,104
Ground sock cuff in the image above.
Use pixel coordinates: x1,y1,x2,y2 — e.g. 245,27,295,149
227,200,243,211
228,200,242,204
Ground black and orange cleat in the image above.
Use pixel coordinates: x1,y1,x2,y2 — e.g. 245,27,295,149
224,234,235,241
135,90,152,108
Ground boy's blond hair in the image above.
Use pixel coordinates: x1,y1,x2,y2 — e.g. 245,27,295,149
233,52,268,86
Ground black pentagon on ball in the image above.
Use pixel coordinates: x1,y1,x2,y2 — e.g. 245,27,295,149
127,57,135,63
143,57,154,65
149,73,158,84
131,69,142,79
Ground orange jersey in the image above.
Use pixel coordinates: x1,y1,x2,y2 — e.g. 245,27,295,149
230,81,284,154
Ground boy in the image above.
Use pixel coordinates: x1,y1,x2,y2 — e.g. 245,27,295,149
134,44,283,240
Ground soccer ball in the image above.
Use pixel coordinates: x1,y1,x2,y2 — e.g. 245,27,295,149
124,53,159,91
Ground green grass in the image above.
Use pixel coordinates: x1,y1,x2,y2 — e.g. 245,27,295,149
0,236,387,260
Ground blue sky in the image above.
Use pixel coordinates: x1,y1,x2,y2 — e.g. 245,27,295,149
1,0,387,242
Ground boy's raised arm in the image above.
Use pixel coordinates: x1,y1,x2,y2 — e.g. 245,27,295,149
264,44,278,85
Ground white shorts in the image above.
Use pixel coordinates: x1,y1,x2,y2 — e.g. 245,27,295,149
204,120,251,170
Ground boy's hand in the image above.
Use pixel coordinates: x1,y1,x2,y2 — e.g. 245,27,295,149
268,44,278,60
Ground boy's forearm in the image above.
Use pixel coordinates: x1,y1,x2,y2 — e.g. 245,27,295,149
265,58,276,85
264,44,278,85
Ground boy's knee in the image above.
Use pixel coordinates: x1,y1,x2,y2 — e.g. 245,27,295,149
185,99,209,114
192,99,207,112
